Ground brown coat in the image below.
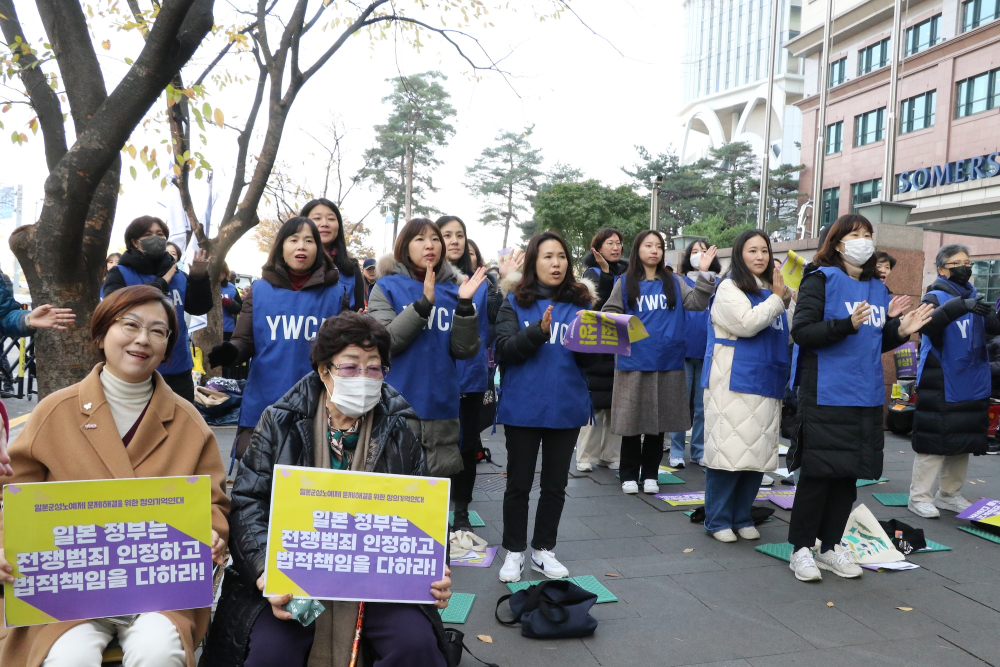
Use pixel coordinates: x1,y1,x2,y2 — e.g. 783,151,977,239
0,364,230,667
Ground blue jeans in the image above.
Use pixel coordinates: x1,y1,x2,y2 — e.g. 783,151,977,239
669,357,705,462
703,468,765,533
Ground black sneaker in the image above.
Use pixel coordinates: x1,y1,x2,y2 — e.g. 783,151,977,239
987,441,1000,455
452,509,474,532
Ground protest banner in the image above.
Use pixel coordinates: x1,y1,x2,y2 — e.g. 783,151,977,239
654,491,705,506
956,498,1000,526
3,476,214,627
564,310,649,355
780,249,806,290
893,342,918,378
264,465,449,604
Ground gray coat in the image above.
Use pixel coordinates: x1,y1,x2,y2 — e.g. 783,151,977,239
368,255,481,476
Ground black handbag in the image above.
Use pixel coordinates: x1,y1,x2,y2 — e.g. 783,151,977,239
878,519,927,554
441,628,499,667
495,580,598,639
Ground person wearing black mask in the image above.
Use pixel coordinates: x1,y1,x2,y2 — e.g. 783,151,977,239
102,216,213,402
907,244,1000,518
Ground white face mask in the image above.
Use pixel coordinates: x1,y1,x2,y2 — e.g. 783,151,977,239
689,252,702,270
323,373,382,418
839,238,875,267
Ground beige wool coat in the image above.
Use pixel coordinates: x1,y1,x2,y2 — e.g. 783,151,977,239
703,278,789,472
0,364,230,667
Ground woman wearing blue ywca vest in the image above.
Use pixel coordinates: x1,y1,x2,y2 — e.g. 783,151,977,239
786,215,932,583
702,230,791,543
908,244,1000,519
494,232,597,583
207,217,347,463
102,216,214,403
368,218,486,478
602,230,716,496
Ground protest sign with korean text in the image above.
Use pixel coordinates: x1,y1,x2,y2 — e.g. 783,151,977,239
564,310,649,355
264,465,449,604
3,476,214,627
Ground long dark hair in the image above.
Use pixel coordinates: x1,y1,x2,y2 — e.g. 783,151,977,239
680,239,722,274
264,217,331,275
811,214,878,281
723,229,773,295
393,218,444,274
514,231,593,308
625,230,676,310
436,215,474,276
300,198,356,276
467,239,484,270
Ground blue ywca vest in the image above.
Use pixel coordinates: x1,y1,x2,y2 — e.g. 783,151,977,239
239,280,345,428
700,281,789,400
341,272,358,310
811,266,891,407
918,283,990,403
221,283,238,333
378,273,462,421
457,280,490,393
116,265,192,376
681,275,710,359
617,276,686,372
496,294,592,429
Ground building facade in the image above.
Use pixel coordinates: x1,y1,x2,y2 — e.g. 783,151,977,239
680,0,806,166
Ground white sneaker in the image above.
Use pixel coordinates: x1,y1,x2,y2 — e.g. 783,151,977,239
813,548,863,578
531,549,569,579
712,529,737,543
499,550,524,583
737,526,760,540
643,479,659,494
789,547,822,582
576,462,594,472
908,500,940,518
668,457,686,469
606,461,620,471
934,492,972,514
697,458,707,467
621,481,639,494
761,474,774,487
662,441,670,452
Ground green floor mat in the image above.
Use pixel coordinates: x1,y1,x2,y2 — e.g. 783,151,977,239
958,525,1000,544
873,493,910,507
915,539,951,553
505,576,617,603
754,542,794,563
856,478,889,487
616,473,685,485
449,510,486,527
438,592,475,623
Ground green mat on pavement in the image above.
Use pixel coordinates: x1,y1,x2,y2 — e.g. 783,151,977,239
505,576,617,603
915,539,951,553
438,592,475,624
755,542,794,563
958,525,1000,544
617,473,685,485
856,478,889,487
873,493,910,507
449,510,486,527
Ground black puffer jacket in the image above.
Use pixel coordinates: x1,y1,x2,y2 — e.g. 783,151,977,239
911,279,1000,457
200,372,452,667
787,268,908,479
581,254,628,410
989,334,1000,399
102,248,214,315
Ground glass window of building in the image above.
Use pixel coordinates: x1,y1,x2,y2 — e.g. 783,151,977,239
972,260,1000,305
821,187,840,226
851,179,882,211
955,67,999,117
854,108,886,146
829,57,847,87
826,121,843,154
900,91,936,134
905,15,941,55
962,0,1000,32
858,38,891,76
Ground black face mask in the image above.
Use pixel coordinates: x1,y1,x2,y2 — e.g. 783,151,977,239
949,265,972,285
139,236,167,261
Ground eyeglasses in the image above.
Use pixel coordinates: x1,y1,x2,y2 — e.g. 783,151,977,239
945,261,973,268
116,317,171,343
330,363,388,379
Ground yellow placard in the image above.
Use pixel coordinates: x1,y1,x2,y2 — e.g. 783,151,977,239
780,249,807,291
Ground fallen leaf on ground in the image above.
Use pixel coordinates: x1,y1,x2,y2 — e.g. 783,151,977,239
826,601,835,607
970,481,977,484
899,450,905,454
683,548,695,553
477,635,493,644
978,479,986,483
605,573,620,577
896,607,913,611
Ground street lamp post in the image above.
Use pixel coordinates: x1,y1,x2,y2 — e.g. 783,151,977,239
882,0,906,203
650,175,662,232
756,0,783,231
811,0,835,238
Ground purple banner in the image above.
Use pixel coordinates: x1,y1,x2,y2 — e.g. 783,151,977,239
894,342,917,377
654,491,705,506
563,311,648,355
757,487,796,510
956,498,1000,521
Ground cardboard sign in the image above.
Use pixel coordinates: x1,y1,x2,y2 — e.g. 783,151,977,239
563,310,649,355
3,476,214,627
264,466,449,604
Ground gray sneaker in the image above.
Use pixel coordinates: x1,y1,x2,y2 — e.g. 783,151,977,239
789,547,822,582
813,548,862,578
933,492,972,514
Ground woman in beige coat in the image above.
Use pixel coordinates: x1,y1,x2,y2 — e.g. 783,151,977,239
703,230,791,543
0,285,229,667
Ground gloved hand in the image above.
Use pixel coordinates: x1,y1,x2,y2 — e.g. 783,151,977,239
208,341,238,368
221,296,234,308
963,297,992,317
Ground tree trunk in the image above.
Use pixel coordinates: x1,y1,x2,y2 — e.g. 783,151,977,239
192,263,224,381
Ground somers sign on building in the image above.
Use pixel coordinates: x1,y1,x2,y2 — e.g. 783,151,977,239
898,152,1000,194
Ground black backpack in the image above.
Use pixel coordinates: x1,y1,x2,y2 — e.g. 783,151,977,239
495,580,598,639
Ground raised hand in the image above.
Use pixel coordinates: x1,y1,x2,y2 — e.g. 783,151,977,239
458,266,489,300
592,248,610,273
771,266,788,301
422,265,436,304
887,295,912,318
851,301,873,330
899,302,935,337
27,304,76,330
188,249,211,278
699,246,718,272
499,249,525,278
540,305,554,335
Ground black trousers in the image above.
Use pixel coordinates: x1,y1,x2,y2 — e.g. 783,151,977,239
788,473,858,549
450,392,485,504
161,370,195,404
502,426,579,552
619,433,665,483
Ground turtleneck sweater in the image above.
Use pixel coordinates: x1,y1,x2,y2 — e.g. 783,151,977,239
100,368,154,439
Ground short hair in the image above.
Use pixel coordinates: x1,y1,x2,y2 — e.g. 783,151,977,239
393,218,444,274
310,311,391,372
166,241,184,261
874,251,897,270
91,285,178,362
935,244,970,269
812,214,878,280
124,216,170,251
590,228,624,252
